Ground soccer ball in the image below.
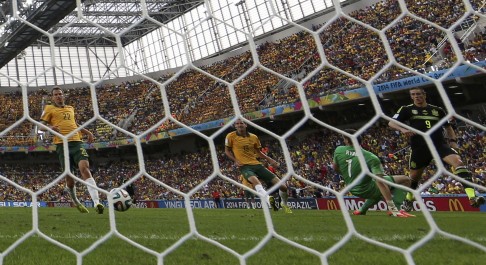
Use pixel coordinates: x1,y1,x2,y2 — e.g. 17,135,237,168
110,188,132,212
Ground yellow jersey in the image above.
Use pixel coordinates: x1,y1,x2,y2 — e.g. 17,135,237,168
41,104,82,144
225,131,262,165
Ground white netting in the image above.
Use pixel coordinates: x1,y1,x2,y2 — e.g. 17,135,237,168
0,0,485,264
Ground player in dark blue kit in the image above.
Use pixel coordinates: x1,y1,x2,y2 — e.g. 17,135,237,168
388,88,485,211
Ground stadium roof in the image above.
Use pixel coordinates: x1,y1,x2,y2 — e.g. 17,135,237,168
45,0,204,47
0,0,204,68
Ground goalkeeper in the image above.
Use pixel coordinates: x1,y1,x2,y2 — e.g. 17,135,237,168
333,129,414,217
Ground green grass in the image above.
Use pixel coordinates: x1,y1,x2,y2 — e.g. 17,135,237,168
0,208,485,265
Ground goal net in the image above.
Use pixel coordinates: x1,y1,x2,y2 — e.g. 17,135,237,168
0,0,485,264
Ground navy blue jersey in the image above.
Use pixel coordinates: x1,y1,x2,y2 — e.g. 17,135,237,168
392,103,449,147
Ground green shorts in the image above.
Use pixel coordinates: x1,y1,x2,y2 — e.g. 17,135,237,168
240,164,276,186
56,141,89,172
352,175,395,200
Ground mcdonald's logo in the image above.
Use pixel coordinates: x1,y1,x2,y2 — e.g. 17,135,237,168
448,199,464,212
327,200,338,210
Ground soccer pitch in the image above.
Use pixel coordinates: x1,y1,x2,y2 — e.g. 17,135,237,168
0,208,485,265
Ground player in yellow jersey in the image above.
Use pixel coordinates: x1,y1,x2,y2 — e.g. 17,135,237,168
40,87,104,214
225,119,292,213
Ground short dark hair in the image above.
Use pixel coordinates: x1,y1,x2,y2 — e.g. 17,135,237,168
409,87,425,94
343,128,362,144
51,86,63,95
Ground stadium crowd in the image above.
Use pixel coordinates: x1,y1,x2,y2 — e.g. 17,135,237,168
0,121,484,202
1,0,485,202
1,0,485,146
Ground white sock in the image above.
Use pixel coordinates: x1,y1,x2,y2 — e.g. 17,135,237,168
254,184,266,195
67,186,81,205
85,177,100,205
279,190,289,206
254,184,270,206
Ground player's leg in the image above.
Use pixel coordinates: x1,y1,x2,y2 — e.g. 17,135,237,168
356,192,414,217
65,175,89,213
353,197,380,215
244,166,272,209
57,144,88,213
245,188,257,209
442,152,485,207
261,166,291,213
250,194,256,209
78,159,103,214
244,194,251,209
403,147,430,211
389,175,411,209
383,175,415,217
400,167,425,212
73,142,103,214
269,176,292,213
351,180,383,215
240,177,254,208
360,155,399,216
392,187,407,209
353,177,412,217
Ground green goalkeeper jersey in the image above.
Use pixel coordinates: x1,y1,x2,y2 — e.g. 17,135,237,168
333,145,385,197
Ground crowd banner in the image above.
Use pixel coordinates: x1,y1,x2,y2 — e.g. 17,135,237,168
286,198,318,209
223,198,318,209
48,201,74,208
2,195,484,212
224,198,261,209
316,194,486,212
0,201,47,207
156,200,203,208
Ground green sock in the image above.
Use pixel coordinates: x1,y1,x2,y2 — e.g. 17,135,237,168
393,188,408,209
359,198,380,214
455,166,475,199
68,186,81,205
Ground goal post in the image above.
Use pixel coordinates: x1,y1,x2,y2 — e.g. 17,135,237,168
0,0,485,264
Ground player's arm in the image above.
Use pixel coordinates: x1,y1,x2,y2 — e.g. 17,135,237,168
39,120,52,131
375,174,402,216
388,107,415,137
332,162,340,174
78,124,94,143
253,135,279,167
225,145,241,167
39,119,60,133
388,119,416,137
39,107,59,132
375,174,393,202
332,149,341,173
224,134,241,166
257,150,279,167
388,120,415,137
